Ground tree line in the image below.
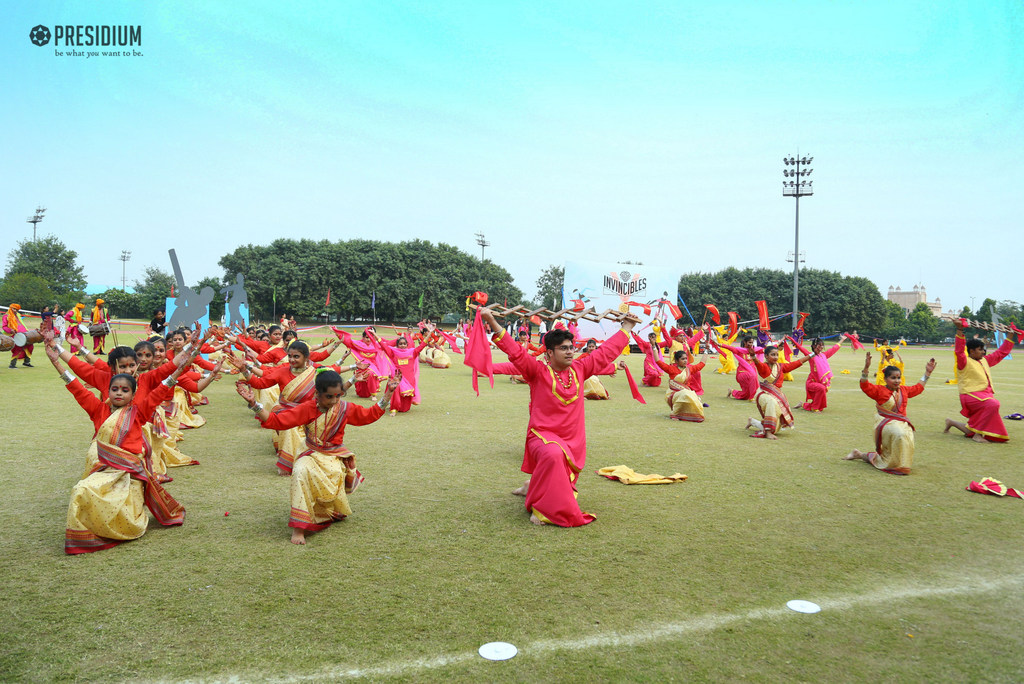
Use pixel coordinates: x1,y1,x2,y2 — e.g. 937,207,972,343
1,236,523,323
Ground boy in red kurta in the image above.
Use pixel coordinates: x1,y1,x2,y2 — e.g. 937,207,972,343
482,310,638,526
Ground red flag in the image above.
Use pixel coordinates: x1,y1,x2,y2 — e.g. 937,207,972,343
667,302,682,321
704,304,720,324
755,300,769,331
472,291,488,305
170,283,175,297
621,365,646,404
462,307,494,395
728,312,738,338
626,301,652,315
530,315,541,325
796,312,808,331
325,288,331,307
847,333,864,351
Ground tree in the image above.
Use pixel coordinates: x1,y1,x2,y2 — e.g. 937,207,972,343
0,273,55,310
94,288,143,319
5,235,87,297
218,238,523,322
881,300,907,341
133,267,175,319
533,265,564,309
995,300,1022,327
677,267,886,333
975,298,998,323
906,302,939,342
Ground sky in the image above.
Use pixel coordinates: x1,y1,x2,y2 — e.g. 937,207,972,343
4,1,1022,314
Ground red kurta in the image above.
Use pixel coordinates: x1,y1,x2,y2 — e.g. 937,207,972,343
495,328,629,526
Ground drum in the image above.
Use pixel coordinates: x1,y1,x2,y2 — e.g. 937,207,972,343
0,335,13,352
78,323,90,335
89,323,110,336
12,330,43,347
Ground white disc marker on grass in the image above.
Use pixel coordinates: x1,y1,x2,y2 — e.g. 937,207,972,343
478,642,518,660
786,600,821,614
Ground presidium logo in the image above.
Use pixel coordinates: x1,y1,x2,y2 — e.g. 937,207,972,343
29,24,143,56
29,25,51,46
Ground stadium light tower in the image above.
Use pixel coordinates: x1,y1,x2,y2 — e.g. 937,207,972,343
120,250,132,291
475,232,490,260
782,155,813,330
26,206,46,242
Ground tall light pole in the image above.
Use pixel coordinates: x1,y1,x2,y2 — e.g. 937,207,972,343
783,155,813,330
26,206,46,242
475,232,490,260
120,250,131,291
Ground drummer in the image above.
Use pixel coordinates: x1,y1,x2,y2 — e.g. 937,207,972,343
91,298,110,354
3,303,34,368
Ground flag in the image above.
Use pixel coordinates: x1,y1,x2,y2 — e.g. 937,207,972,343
465,295,471,312
704,304,721,324
273,286,276,304
621,365,646,404
796,312,808,331
667,301,683,321
325,288,331,307
418,292,423,308
626,301,652,315
463,306,494,395
728,312,738,338
170,283,175,297
371,291,376,310
755,300,769,330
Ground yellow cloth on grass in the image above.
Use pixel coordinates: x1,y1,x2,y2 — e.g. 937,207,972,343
597,465,687,485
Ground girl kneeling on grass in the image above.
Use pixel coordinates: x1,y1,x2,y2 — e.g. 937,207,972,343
236,370,399,545
44,335,198,554
844,352,936,475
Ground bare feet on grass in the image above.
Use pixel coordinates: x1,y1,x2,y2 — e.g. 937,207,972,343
512,480,529,497
943,418,954,433
744,418,756,431
844,449,865,461
290,529,306,545
529,514,547,526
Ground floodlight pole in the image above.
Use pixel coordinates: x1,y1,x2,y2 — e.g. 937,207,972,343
475,232,490,260
783,156,813,330
119,251,132,291
26,206,46,243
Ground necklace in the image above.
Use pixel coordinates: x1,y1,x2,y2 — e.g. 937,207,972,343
555,367,575,391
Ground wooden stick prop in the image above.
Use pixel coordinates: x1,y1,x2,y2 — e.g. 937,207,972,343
938,313,1018,334
470,302,642,324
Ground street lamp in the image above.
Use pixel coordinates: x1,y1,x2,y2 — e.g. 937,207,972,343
120,250,131,291
783,155,813,330
26,206,46,242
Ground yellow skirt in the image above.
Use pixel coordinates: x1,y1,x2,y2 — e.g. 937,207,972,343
430,349,451,368
66,469,147,541
173,386,206,429
667,387,704,422
289,450,355,530
583,376,609,400
870,417,914,473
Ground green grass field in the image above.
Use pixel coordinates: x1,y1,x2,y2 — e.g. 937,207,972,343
2,331,1024,682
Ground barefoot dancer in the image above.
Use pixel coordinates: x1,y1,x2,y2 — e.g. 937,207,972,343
943,319,1020,443
744,345,812,439
845,352,935,474
237,371,398,545
481,309,639,526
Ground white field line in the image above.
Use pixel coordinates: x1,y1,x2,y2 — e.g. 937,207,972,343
199,573,1024,683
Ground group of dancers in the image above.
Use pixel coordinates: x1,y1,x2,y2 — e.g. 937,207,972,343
28,313,473,552
13,302,1022,551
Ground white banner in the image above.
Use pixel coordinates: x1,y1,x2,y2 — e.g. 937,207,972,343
562,260,679,341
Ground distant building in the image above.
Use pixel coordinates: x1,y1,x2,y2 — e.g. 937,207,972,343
887,284,941,316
